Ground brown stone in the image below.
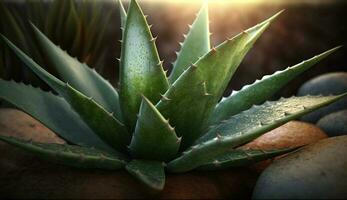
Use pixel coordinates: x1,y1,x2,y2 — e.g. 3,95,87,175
0,108,65,144
241,121,328,172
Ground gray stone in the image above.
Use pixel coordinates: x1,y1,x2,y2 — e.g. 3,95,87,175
317,110,347,137
253,136,347,199
298,72,347,123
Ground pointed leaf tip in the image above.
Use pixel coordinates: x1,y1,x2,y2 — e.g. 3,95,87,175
209,46,342,125
168,95,345,172
2,35,130,152
169,0,210,83
0,135,128,170
130,95,180,161
126,160,165,191
30,23,124,121
120,0,169,130
159,10,277,149
266,9,284,23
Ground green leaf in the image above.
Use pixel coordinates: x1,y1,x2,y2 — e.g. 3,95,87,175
0,135,128,170
63,0,79,50
209,47,341,125
167,94,347,173
198,147,298,170
118,0,127,29
169,3,210,83
125,159,165,191
129,96,181,161
0,2,27,50
0,79,115,152
31,24,123,121
43,0,59,38
82,1,110,63
120,0,169,130
54,0,70,44
26,0,45,28
89,12,112,67
1,35,130,152
157,11,282,149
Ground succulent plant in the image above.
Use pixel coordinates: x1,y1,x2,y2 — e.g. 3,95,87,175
0,0,345,191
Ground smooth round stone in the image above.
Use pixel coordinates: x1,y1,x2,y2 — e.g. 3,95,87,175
253,136,347,199
243,121,327,149
317,110,347,137
0,108,65,144
241,121,327,172
297,72,347,123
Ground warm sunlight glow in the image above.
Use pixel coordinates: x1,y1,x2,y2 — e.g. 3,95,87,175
118,0,338,5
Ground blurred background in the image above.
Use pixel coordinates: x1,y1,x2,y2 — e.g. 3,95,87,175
1,0,346,98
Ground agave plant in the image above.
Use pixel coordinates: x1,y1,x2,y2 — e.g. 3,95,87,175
0,0,345,191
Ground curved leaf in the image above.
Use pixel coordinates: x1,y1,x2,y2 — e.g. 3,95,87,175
0,79,114,152
0,135,128,170
129,96,181,161
198,147,298,170
209,47,340,125
120,0,169,130
169,3,210,83
63,0,79,50
31,24,123,121
125,159,165,191
157,11,282,149
118,0,127,29
167,94,347,173
1,35,130,152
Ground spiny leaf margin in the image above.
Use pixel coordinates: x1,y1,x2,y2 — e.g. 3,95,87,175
0,135,128,170
209,46,341,125
167,94,347,172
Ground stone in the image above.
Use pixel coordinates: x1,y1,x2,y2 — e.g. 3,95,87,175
297,72,347,123
253,136,347,199
317,109,347,137
241,121,327,172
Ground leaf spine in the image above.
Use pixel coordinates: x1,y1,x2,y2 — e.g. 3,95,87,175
150,36,157,42
284,111,291,116
213,160,221,166
191,63,198,69
160,94,171,101
157,60,164,66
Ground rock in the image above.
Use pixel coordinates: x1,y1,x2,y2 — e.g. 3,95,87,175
0,109,258,199
317,110,347,137
297,72,347,123
241,121,327,172
252,136,347,199
0,108,65,144
243,121,327,149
